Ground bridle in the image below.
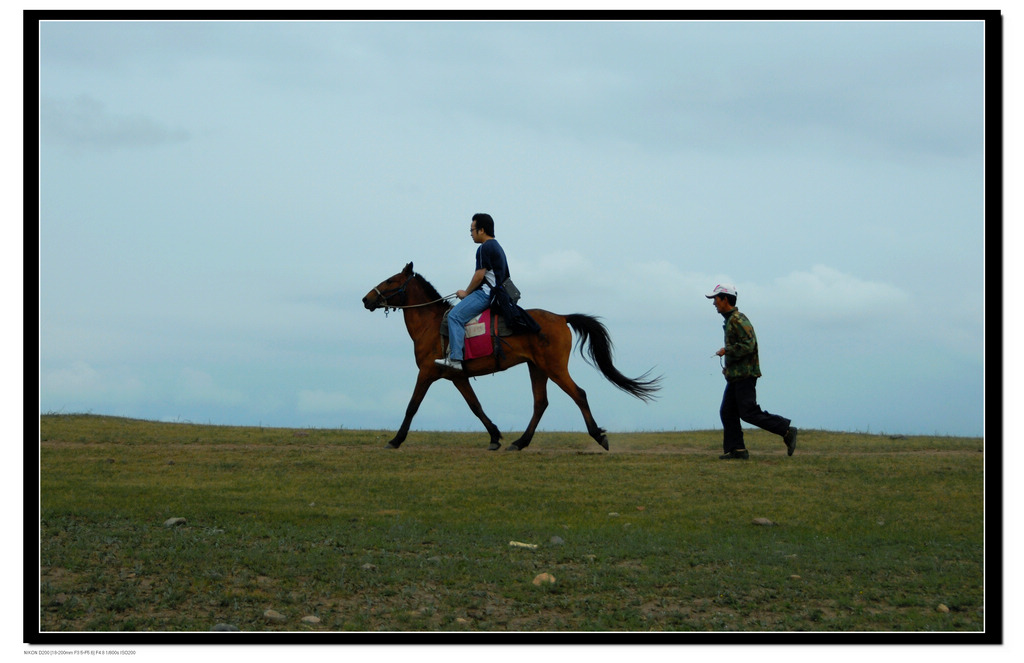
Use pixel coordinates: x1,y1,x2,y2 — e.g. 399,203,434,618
372,273,457,316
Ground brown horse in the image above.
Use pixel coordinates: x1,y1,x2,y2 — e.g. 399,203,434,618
362,262,661,451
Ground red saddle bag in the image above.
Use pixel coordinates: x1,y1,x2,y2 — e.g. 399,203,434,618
463,309,494,360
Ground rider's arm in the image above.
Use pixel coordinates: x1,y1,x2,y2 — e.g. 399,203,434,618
458,268,488,299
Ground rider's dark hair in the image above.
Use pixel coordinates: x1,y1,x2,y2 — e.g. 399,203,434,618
472,213,495,237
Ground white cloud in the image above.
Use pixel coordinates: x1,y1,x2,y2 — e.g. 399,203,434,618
42,360,100,393
40,361,146,407
40,94,189,151
175,368,245,406
762,265,910,323
510,255,913,341
296,389,357,414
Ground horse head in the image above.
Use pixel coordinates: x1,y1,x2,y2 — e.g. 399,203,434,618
362,262,416,312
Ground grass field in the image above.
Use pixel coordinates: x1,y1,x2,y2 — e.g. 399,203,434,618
35,415,987,634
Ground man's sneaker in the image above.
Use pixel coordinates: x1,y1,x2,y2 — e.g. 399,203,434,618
434,357,463,371
783,427,798,456
719,449,749,460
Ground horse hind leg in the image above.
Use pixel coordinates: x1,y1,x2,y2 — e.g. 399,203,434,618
508,363,549,451
452,377,503,450
548,367,609,451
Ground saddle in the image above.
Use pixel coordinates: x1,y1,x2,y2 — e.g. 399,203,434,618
439,308,516,360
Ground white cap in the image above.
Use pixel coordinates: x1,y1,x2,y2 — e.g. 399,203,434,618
705,284,737,298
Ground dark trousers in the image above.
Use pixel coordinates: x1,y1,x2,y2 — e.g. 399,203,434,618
720,377,791,453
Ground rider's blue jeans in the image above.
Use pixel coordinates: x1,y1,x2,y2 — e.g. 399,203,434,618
446,287,491,361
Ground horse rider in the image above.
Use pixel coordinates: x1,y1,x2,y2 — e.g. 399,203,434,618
435,213,510,371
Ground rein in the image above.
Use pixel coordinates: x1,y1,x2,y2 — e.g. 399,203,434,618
374,274,457,316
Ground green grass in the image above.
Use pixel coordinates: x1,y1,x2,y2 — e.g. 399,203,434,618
36,415,986,632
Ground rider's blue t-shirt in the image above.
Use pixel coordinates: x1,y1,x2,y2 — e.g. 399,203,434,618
475,239,509,294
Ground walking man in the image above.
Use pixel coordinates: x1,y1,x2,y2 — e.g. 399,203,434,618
435,213,510,371
707,284,798,459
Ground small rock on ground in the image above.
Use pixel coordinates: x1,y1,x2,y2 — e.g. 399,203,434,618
533,573,556,586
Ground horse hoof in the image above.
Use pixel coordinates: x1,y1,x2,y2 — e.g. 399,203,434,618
597,432,609,451
506,444,521,452
488,441,501,451
385,443,401,450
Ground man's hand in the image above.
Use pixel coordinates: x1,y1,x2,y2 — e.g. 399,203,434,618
457,290,469,299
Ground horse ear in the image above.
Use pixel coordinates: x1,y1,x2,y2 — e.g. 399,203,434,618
403,262,414,275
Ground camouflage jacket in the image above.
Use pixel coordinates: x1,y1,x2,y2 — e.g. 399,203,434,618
721,308,761,381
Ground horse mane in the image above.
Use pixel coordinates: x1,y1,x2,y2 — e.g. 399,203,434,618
414,273,451,309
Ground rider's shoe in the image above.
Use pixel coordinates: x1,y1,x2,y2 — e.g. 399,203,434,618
434,357,463,371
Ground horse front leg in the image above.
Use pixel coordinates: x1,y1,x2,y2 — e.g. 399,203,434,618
387,371,437,449
508,362,549,451
451,376,503,450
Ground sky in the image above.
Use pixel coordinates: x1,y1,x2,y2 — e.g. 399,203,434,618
35,15,990,439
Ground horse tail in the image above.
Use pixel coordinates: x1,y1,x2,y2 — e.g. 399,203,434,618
564,314,662,402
